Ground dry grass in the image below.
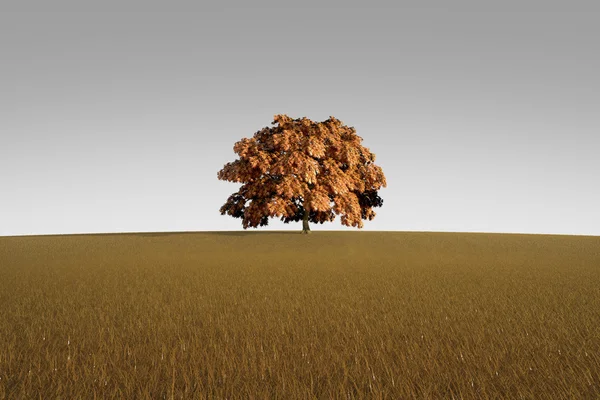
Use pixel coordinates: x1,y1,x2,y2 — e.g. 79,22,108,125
0,231,599,399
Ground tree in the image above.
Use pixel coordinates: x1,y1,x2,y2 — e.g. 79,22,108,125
217,114,387,234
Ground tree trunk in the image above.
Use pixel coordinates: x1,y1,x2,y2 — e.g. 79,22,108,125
302,204,311,234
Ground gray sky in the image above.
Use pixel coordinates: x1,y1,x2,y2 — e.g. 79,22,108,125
2,1,599,236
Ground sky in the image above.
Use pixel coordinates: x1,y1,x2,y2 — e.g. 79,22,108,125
1,1,599,236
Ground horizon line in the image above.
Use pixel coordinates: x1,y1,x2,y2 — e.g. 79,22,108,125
1,229,598,239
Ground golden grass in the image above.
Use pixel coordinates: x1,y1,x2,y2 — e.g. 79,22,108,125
0,231,599,399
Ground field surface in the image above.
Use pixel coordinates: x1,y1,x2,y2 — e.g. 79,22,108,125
1,231,599,399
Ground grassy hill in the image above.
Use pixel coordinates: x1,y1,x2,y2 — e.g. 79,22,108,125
1,231,599,398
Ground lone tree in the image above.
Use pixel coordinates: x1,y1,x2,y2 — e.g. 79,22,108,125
217,114,387,234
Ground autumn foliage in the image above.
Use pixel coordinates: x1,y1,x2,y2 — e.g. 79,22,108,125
217,114,387,232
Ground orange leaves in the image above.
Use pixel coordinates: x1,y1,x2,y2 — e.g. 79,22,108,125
247,156,260,169
337,192,364,229
273,132,293,152
217,160,244,183
364,208,377,221
266,198,284,216
275,176,300,199
242,200,270,229
272,114,293,126
247,152,272,174
363,163,387,190
217,114,387,230
305,135,326,159
308,189,331,212
233,138,252,157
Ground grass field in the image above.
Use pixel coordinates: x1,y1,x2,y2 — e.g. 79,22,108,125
0,231,599,399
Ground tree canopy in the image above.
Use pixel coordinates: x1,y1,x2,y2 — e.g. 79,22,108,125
217,114,387,233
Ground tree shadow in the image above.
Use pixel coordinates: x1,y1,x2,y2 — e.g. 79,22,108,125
205,231,302,236
134,230,303,238
134,233,179,237
133,231,204,237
